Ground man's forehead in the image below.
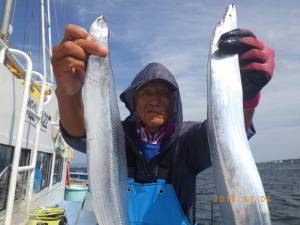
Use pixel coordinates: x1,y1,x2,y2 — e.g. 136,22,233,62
136,79,173,91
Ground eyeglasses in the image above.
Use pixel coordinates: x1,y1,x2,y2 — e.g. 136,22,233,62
135,88,172,99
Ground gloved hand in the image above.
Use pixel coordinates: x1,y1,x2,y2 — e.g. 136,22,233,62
218,28,275,109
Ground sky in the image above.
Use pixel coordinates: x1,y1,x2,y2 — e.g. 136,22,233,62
2,0,299,163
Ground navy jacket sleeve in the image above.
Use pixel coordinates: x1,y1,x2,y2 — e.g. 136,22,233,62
183,120,256,175
59,121,87,154
183,121,211,174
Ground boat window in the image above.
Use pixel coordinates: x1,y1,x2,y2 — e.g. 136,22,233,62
0,144,12,211
0,144,31,211
15,149,31,201
33,152,52,193
52,154,63,185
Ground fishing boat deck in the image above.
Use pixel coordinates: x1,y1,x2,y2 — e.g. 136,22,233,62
58,199,97,225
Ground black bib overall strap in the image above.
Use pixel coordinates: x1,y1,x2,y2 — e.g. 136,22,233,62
127,145,172,182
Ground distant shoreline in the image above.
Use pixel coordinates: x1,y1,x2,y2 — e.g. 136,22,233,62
257,158,300,165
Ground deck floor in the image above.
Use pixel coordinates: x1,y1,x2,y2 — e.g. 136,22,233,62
58,199,97,225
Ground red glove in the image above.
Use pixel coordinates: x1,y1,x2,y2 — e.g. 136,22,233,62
218,29,275,109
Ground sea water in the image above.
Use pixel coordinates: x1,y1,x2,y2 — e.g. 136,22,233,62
196,158,300,225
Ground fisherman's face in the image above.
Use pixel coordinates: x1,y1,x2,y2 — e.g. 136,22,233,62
135,80,173,134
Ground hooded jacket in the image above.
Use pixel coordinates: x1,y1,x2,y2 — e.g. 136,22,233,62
60,62,254,223
120,62,211,223
61,62,211,223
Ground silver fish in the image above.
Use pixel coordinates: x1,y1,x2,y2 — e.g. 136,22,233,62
83,16,129,225
207,5,271,225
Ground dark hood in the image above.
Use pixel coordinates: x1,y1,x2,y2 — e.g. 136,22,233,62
120,62,183,127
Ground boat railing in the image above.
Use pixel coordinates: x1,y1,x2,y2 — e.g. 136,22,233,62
0,38,54,105
0,38,28,80
0,165,11,179
0,47,48,225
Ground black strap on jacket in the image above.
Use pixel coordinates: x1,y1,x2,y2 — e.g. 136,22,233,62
128,147,172,182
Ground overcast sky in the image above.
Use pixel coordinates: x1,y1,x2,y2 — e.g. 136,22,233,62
3,0,299,163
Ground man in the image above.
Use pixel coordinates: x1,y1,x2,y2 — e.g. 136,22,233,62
51,25,274,224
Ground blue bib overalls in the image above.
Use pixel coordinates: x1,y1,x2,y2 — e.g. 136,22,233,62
127,142,191,225
128,178,190,225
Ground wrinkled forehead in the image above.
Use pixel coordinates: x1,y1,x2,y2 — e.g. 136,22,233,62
135,79,175,92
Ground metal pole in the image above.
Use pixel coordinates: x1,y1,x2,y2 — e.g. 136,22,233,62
4,48,33,225
46,0,54,84
0,0,15,37
40,0,47,82
25,71,46,217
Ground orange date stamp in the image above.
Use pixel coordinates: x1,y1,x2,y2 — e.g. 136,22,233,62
213,195,271,203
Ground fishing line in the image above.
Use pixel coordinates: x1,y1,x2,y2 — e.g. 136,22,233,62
38,1,42,74
28,0,34,57
22,0,29,52
62,0,67,29
53,0,61,40
10,0,17,29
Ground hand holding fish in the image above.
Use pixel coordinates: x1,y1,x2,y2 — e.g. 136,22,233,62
218,28,275,109
51,24,108,137
51,24,108,96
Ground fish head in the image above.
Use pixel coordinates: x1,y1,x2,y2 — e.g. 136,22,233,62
90,15,109,48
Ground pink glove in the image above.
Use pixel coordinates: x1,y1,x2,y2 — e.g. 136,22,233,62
218,29,275,109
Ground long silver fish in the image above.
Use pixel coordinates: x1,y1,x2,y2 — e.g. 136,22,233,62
83,16,129,225
207,5,271,225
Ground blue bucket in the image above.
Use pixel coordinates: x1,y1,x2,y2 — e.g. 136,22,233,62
64,185,89,202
